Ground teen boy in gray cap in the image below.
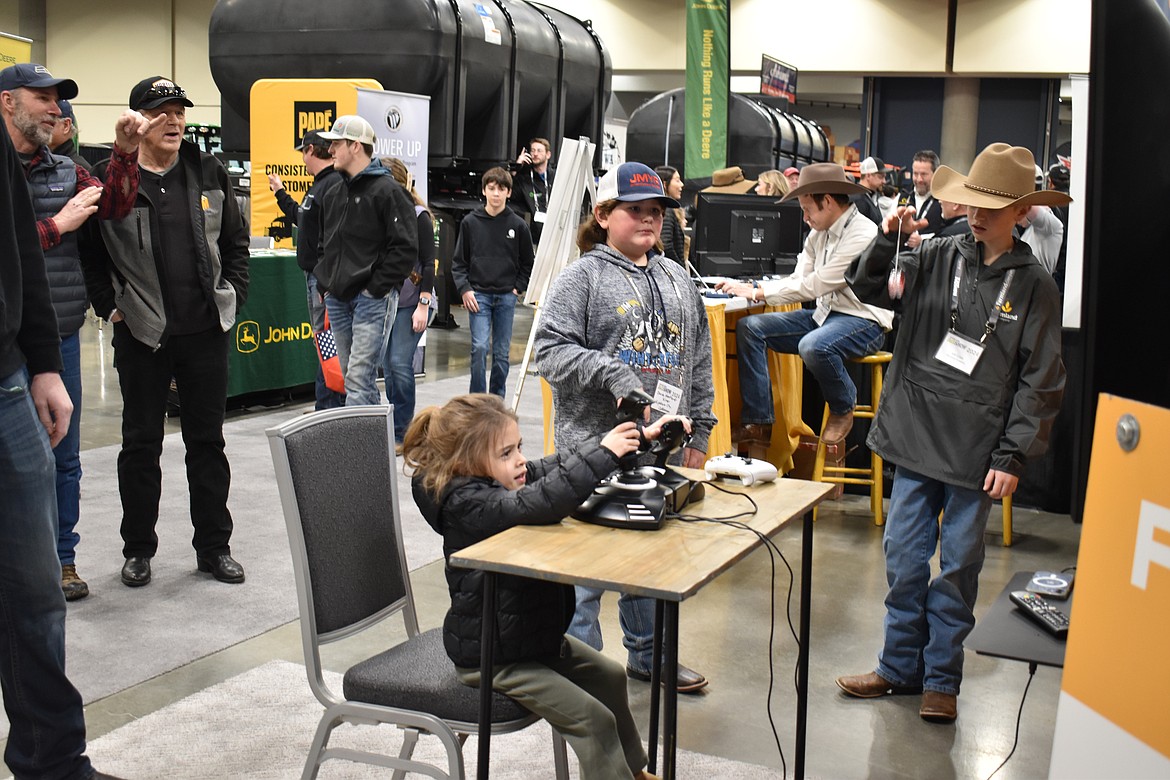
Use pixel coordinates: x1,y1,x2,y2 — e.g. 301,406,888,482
315,114,417,405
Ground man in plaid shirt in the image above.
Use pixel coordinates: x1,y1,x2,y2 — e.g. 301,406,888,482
0,62,155,602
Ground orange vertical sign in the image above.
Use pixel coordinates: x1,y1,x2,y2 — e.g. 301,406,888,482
1060,394,1170,761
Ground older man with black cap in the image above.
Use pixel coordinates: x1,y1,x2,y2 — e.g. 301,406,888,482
82,76,250,589
1,62,154,602
716,162,894,448
269,129,344,409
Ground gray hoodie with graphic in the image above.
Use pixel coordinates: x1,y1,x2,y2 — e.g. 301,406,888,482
533,244,717,454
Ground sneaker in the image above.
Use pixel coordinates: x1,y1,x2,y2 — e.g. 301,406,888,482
61,564,90,601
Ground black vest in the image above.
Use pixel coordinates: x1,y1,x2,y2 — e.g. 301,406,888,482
26,150,87,336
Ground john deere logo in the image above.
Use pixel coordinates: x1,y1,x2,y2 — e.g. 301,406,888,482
385,106,402,132
236,321,260,353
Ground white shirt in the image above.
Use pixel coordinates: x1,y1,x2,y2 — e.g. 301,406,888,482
760,204,894,329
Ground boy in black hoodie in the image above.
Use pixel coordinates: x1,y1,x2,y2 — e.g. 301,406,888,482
452,167,534,397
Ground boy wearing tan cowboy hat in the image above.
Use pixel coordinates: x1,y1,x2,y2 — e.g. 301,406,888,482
836,143,1069,724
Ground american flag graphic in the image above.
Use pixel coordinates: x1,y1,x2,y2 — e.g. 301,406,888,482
316,329,338,361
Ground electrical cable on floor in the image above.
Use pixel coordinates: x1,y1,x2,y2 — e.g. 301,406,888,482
670,481,799,780
985,662,1038,780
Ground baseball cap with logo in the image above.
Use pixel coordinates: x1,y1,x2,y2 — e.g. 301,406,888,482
294,130,329,152
859,156,887,175
0,63,78,100
57,99,75,120
129,76,194,110
596,162,680,207
319,115,376,145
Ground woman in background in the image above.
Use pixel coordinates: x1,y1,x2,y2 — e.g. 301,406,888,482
381,157,435,447
755,169,789,198
654,165,688,264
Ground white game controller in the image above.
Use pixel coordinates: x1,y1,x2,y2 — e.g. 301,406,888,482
704,454,779,486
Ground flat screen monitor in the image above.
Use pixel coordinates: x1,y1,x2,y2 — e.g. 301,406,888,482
691,191,805,278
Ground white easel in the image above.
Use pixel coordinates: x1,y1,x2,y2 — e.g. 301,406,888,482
510,136,597,412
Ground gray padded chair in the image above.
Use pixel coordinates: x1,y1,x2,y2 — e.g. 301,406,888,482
267,406,569,779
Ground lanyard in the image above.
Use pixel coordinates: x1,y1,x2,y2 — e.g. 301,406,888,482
815,209,858,309
950,255,1015,344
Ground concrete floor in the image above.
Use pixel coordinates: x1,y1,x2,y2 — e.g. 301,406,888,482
4,306,1081,779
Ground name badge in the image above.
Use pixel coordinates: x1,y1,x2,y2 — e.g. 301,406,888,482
652,381,683,416
812,298,831,326
934,330,984,375
533,211,547,223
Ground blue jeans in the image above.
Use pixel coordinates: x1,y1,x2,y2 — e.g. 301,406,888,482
326,289,396,406
383,306,425,442
568,586,658,673
54,331,82,566
0,368,93,779
877,467,992,696
736,309,885,422
468,291,517,398
306,274,345,410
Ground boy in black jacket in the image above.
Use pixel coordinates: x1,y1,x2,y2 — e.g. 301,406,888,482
452,167,534,397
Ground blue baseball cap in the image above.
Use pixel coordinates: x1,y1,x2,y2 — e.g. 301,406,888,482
596,162,681,208
57,99,75,120
0,63,78,101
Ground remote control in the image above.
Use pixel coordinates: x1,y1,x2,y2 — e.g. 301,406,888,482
1009,590,1070,639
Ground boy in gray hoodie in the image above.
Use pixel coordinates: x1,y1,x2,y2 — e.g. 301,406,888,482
533,161,717,693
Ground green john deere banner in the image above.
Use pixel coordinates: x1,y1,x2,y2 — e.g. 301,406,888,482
685,0,730,180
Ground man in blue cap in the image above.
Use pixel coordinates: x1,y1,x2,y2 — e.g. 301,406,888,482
0,62,153,602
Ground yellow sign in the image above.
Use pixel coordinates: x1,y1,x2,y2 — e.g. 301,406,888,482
249,78,381,249
1062,393,1170,759
0,31,33,69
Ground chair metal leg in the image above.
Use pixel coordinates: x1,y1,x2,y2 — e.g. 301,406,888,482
302,712,337,780
393,728,421,780
551,728,570,780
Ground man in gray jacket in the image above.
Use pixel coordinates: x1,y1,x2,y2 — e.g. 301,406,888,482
83,76,249,588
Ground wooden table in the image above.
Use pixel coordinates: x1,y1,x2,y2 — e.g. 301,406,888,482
450,473,834,779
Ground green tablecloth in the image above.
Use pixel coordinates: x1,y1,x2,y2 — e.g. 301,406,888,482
227,250,317,397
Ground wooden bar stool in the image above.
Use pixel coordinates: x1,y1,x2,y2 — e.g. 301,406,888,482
811,351,893,526
1001,496,1014,546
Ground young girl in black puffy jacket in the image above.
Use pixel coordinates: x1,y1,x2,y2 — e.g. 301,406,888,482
404,393,682,780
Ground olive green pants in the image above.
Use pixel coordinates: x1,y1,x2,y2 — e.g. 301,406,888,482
458,635,649,779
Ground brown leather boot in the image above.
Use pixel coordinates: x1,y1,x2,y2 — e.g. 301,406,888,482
821,410,854,444
731,422,772,445
61,564,89,601
919,691,958,723
835,671,922,698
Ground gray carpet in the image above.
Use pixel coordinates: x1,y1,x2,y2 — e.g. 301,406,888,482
82,660,776,778
2,373,547,739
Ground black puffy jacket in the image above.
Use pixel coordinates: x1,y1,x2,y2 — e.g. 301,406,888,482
413,442,618,668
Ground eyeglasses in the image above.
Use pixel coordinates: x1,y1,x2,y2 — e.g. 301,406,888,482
144,83,187,102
